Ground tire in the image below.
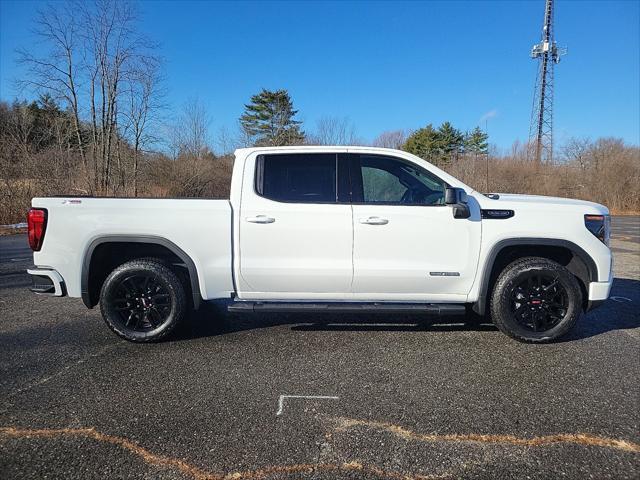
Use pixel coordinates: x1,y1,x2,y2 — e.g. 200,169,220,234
490,257,582,343
99,259,186,342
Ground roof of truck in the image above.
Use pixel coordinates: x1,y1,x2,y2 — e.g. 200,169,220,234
233,146,473,192
234,145,403,155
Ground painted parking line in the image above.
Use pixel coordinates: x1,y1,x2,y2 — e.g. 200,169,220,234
276,395,339,416
610,296,632,303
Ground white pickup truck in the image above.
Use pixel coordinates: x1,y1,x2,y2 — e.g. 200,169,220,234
27,146,613,343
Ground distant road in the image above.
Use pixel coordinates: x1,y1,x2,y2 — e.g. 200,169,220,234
611,216,640,244
0,234,31,289
0,234,30,263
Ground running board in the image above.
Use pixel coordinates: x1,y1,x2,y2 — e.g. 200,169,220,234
227,302,465,315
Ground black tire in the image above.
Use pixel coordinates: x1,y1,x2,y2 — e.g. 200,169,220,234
490,257,582,343
99,259,186,342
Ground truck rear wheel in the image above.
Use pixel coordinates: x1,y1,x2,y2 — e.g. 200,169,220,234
490,257,582,343
99,259,186,342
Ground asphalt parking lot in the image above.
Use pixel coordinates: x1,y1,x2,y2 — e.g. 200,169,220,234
1,218,639,479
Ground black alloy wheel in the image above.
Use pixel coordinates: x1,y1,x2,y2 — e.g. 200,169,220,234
510,272,569,332
100,259,186,342
490,257,582,343
108,273,173,332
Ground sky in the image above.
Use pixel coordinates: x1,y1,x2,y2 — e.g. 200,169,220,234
1,0,638,151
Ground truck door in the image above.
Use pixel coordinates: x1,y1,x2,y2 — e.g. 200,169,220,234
350,153,481,302
238,152,353,300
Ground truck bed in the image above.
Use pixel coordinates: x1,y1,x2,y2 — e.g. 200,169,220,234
31,197,234,301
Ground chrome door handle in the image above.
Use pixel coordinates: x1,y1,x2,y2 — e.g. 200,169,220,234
246,215,275,224
359,216,389,225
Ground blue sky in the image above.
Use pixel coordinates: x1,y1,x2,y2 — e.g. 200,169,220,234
1,0,638,151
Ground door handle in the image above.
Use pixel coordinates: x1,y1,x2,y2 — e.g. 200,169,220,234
359,216,389,225
246,215,275,224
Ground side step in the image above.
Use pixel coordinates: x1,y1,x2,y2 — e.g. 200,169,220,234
227,302,465,316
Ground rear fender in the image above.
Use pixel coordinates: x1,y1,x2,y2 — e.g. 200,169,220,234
81,235,201,310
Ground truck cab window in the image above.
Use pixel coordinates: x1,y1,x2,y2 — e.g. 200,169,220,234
257,154,337,203
357,155,446,205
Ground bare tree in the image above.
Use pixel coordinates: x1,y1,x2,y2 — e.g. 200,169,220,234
80,0,149,192
214,121,266,155
308,116,361,145
234,120,255,149
372,129,409,149
122,56,164,195
168,99,212,159
18,0,163,195
214,125,238,156
562,137,592,171
17,3,86,169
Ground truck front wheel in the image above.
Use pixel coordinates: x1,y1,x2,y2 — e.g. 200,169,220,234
490,257,582,343
99,259,186,342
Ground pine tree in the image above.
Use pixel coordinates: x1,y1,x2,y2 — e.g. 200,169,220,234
240,89,305,146
438,121,464,156
403,121,465,167
402,124,441,162
464,126,489,155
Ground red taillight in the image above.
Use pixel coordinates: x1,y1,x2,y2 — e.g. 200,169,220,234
27,208,47,251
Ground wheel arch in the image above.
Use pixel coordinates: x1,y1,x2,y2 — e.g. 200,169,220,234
472,238,598,315
81,235,202,310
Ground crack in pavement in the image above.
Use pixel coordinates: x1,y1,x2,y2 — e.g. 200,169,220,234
2,418,639,480
0,426,213,479
0,343,122,415
0,426,445,480
332,417,640,453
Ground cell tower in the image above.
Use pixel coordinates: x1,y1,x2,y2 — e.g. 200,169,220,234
529,0,566,164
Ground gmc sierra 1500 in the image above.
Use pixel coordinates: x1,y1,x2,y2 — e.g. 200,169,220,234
27,146,612,343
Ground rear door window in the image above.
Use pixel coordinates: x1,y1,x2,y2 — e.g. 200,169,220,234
256,154,338,203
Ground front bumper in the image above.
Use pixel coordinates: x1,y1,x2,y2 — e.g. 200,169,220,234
27,268,66,296
589,279,613,301
585,278,613,312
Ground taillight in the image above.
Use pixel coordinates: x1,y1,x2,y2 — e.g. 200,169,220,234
584,214,610,246
27,208,47,251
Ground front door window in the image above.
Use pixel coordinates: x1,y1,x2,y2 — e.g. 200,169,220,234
356,155,446,206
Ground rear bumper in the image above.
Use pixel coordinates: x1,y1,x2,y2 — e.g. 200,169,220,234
27,268,66,296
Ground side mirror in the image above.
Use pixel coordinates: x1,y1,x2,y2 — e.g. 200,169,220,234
445,187,470,219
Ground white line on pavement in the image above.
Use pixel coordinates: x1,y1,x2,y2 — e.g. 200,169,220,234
610,296,632,303
276,395,339,416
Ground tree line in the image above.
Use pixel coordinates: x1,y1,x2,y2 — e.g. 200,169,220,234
1,0,638,225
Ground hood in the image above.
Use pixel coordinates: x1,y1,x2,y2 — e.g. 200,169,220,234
478,193,609,214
